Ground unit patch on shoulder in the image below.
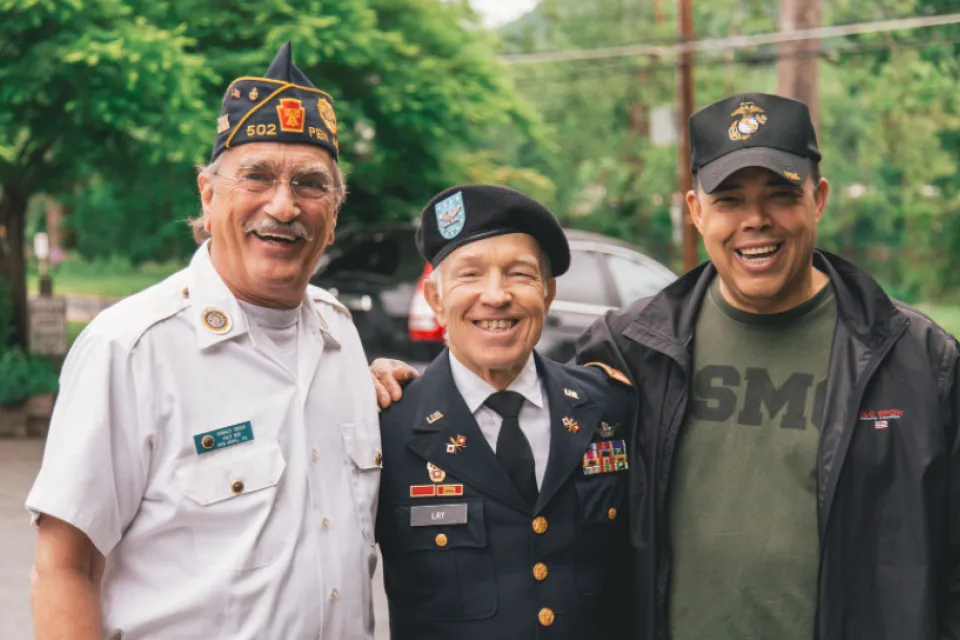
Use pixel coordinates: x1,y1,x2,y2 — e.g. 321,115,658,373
584,362,632,387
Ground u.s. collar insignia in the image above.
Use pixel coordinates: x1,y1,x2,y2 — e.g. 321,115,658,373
435,191,465,240
317,99,338,135
427,462,446,483
277,98,306,133
248,86,259,101
230,87,241,99
597,421,617,438
201,307,231,334
216,114,231,134
446,434,467,454
729,101,768,141
563,416,580,433
426,411,444,425
564,388,580,400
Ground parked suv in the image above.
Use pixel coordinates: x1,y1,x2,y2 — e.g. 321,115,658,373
311,223,676,364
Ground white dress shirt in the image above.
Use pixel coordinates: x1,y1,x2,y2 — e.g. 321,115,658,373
26,243,381,640
448,351,552,488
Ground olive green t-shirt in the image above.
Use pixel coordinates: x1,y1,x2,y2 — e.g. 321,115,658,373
668,276,837,640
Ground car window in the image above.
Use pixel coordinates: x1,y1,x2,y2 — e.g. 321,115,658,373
554,250,611,307
606,254,673,304
316,229,423,282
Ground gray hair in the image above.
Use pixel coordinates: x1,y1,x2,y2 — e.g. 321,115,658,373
187,150,348,244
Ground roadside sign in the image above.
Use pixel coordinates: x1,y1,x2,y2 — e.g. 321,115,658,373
29,297,67,356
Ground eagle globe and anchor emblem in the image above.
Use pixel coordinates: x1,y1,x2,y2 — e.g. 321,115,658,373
728,101,768,141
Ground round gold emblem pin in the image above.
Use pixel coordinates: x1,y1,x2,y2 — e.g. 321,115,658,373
201,435,215,450
317,99,337,135
201,308,231,334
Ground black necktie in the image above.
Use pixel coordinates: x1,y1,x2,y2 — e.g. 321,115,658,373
485,390,538,507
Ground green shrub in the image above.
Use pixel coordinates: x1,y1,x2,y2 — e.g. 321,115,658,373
0,347,59,405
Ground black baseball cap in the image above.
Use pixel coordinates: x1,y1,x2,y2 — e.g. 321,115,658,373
416,185,570,276
689,93,821,193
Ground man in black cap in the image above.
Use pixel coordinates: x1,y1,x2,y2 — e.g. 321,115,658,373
27,43,383,639
376,184,635,638
373,93,960,639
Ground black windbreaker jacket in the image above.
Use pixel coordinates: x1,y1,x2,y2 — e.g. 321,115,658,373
575,250,960,640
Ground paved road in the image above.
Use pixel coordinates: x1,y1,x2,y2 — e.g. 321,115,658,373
0,439,391,640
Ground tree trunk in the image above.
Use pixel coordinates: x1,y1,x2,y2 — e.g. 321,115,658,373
778,0,821,135
0,183,29,351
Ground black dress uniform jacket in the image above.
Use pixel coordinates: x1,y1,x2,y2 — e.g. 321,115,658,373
377,349,635,639
576,250,960,640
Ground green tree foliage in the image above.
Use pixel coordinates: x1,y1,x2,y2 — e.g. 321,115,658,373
1,0,541,350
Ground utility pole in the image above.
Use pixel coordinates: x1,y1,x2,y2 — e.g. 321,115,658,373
677,0,698,272
778,0,821,133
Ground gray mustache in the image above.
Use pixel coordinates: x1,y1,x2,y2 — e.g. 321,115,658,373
244,218,313,242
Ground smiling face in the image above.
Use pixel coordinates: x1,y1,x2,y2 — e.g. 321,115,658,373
198,142,340,308
687,166,830,314
424,233,556,390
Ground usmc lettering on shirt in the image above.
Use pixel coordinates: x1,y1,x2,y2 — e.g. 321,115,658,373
691,365,827,430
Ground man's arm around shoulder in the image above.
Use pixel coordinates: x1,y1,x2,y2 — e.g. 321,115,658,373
31,516,105,640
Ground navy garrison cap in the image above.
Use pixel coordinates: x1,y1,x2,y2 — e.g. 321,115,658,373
211,42,338,162
690,93,821,193
416,185,570,276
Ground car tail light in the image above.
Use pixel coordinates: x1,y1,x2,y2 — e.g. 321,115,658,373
409,263,446,342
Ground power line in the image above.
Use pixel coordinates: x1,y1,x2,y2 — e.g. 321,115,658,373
502,11,960,65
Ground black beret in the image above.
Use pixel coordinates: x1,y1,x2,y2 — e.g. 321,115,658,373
415,185,570,276
211,42,338,162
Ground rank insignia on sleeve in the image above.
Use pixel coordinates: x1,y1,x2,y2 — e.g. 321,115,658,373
427,462,446,483
563,416,580,433
582,439,628,475
584,361,632,387
446,434,467,454
597,421,618,438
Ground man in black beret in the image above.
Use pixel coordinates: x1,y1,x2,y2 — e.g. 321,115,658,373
375,184,635,638
372,93,960,639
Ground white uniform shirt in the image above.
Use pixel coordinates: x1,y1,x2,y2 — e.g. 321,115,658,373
448,351,551,488
26,243,381,640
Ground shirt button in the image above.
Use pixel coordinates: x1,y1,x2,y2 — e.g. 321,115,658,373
435,533,448,547
533,562,548,581
532,516,548,534
608,508,618,521
322,518,330,529
311,448,319,462
374,450,383,466
538,607,555,627
330,588,340,601
231,480,245,494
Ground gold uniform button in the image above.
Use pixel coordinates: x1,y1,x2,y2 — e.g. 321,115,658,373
201,435,215,450
435,533,448,547
608,508,618,521
374,451,383,466
231,480,245,494
181,287,190,299
532,516,548,534
533,563,548,581
538,607,555,627
311,448,319,462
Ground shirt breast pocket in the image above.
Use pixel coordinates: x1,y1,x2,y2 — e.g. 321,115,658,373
574,474,627,595
390,498,497,620
174,440,287,571
341,421,382,546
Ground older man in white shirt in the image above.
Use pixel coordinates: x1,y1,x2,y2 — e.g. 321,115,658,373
26,42,381,640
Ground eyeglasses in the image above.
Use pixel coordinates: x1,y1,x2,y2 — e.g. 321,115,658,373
214,169,334,201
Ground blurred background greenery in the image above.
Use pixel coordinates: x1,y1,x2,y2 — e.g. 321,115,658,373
3,0,960,373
